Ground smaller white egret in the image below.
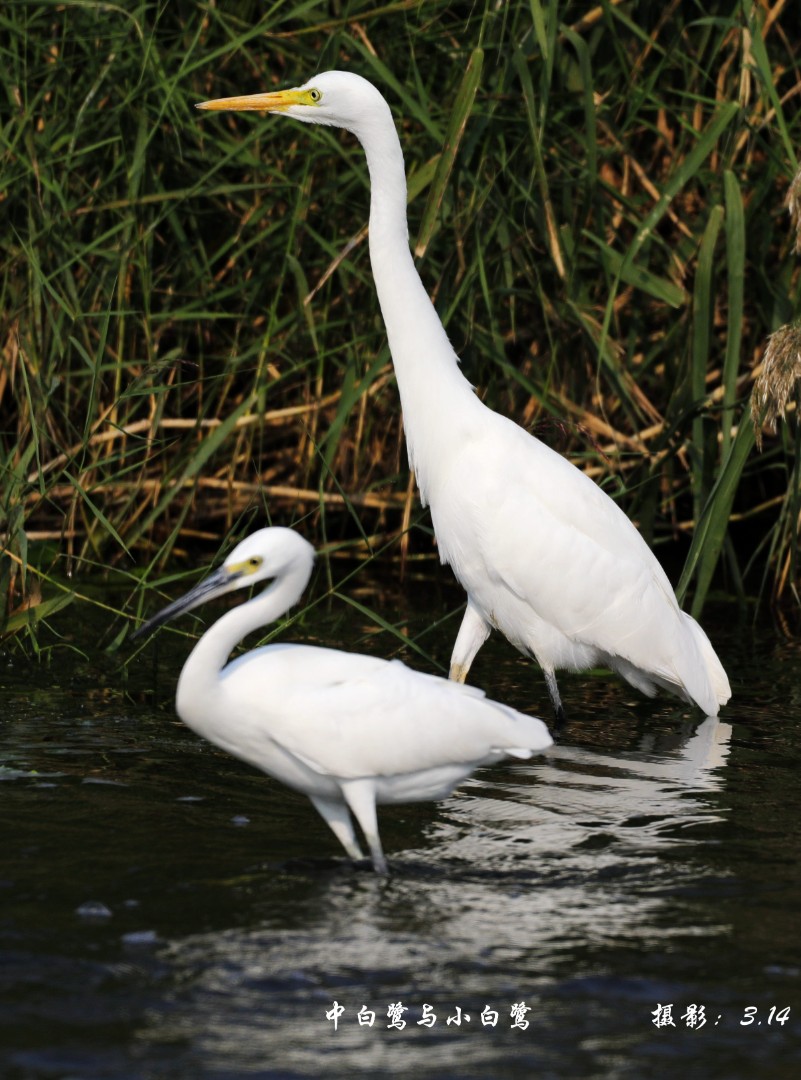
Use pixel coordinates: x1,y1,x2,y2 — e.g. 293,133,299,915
134,527,552,872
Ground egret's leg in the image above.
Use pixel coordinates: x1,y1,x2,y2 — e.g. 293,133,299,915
308,794,365,863
341,780,387,874
543,667,567,730
449,600,491,683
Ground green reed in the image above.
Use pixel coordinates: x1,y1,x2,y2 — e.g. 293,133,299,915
2,0,801,644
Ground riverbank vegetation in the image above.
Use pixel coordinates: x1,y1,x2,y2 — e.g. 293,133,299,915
2,0,801,641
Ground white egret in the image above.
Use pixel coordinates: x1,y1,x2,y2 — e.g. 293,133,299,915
197,72,731,721
134,527,552,873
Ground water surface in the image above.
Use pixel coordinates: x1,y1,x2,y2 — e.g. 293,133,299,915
1,579,800,1078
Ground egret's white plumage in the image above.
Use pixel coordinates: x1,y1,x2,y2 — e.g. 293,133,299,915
197,72,731,721
134,527,552,872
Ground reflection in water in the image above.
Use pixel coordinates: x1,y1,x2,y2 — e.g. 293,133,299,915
5,603,801,1078
136,718,736,1074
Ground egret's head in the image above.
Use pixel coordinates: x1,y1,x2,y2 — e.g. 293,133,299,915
222,527,315,587
196,70,391,138
132,527,315,638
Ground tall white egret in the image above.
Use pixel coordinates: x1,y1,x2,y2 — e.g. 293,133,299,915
197,72,731,721
134,527,552,873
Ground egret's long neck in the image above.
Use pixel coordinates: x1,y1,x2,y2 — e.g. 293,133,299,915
355,109,478,499
177,566,309,702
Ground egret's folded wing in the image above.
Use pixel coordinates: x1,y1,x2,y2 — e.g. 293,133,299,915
224,647,551,780
440,417,690,677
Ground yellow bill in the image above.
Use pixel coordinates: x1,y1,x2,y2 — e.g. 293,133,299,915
196,88,318,113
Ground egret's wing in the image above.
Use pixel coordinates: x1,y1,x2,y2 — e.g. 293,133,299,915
439,416,690,673
223,645,551,780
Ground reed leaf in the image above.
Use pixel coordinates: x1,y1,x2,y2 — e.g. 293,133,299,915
722,170,745,458
678,416,755,617
415,47,484,259
691,204,725,525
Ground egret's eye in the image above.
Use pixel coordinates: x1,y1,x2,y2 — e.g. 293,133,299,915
308,88,322,103
248,556,262,570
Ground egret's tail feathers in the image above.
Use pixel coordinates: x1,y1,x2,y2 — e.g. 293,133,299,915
607,657,660,700
607,613,730,716
504,746,540,760
680,612,731,715
491,703,553,754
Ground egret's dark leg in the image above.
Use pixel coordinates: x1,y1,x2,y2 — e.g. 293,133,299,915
543,668,567,736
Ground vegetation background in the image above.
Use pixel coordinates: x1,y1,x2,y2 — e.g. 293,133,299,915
2,0,801,642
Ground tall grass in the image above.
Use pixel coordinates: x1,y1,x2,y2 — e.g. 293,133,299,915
2,0,801,639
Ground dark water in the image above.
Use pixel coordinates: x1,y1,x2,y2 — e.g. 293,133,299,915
2,579,801,1079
